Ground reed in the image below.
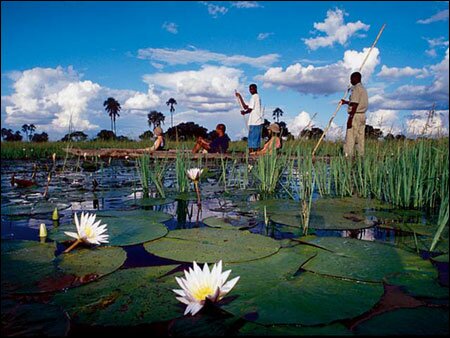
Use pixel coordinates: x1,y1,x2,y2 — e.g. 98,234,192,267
136,154,150,197
252,143,286,195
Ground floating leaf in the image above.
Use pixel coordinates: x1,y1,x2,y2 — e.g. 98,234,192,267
125,197,175,207
1,240,126,293
53,265,180,326
431,254,449,263
202,217,242,230
49,210,169,246
1,299,70,337
144,228,280,263
221,245,383,326
238,322,352,336
354,307,449,335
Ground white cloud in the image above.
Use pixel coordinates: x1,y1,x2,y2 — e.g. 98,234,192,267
257,32,274,40
143,65,245,113
231,1,262,9
122,85,160,111
162,22,178,34
303,8,370,50
366,109,402,135
200,2,228,18
424,37,449,57
377,65,429,79
371,48,449,111
286,111,315,137
406,110,449,137
417,9,449,24
258,47,380,95
137,47,279,69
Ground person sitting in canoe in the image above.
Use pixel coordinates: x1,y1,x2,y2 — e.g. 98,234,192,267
251,123,282,155
192,124,230,153
146,126,165,151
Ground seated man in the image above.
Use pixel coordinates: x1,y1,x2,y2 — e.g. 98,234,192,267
251,123,282,155
192,124,230,153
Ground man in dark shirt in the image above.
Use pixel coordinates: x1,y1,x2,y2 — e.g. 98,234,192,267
192,124,230,153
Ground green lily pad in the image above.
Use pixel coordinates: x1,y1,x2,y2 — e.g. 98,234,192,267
169,311,241,336
48,211,169,246
202,217,241,230
144,228,280,263
1,299,70,337
354,307,449,335
377,222,436,236
1,201,70,217
96,209,173,223
222,245,383,326
238,322,352,336
383,271,448,298
53,265,181,326
2,240,126,293
300,237,437,281
431,254,449,263
395,233,449,254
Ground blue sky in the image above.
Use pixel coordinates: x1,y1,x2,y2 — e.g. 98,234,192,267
1,1,449,140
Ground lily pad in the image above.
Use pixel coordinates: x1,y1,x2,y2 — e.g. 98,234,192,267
238,322,352,336
1,201,70,217
354,307,449,335
222,245,383,326
53,265,181,326
125,197,175,207
300,237,437,281
1,299,70,337
431,254,449,263
383,271,448,298
96,209,172,223
377,222,436,236
2,240,126,293
202,217,242,230
49,210,169,246
144,228,280,263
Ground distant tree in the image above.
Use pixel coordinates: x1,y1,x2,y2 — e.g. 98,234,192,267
116,135,131,142
29,124,36,140
300,127,324,140
147,110,165,130
166,122,207,141
272,107,284,123
1,128,11,141
103,97,121,135
61,131,88,142
277,121,291,138
21,124,30,141
395,134,406,140
96,129,116,141
2,129,23,141
241,136,248,142
31,132,49,142
384,133,395,141
365,125,383,140
261,119,271,139
166,98,177,128
139,130,154,140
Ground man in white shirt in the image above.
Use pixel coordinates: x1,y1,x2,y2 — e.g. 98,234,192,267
235,84,264,152
340,72,368,157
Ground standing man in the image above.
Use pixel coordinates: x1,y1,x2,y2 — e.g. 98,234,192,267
235,84,264,152
341,72,368,158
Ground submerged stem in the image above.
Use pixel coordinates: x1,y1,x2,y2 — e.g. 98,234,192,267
64,238,82,253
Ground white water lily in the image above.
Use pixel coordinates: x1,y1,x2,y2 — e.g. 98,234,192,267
187,168,203,182
173,260,240,316
64,212,109,247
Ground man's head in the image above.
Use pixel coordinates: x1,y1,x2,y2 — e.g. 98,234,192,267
350,72,362,86
249,84,258,95
216,124,226,136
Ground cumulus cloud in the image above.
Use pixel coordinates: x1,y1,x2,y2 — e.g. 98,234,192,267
406,110,449,137
143,65,245,113
137,47,279,69
417,9,449,24
377,65,429,79
366,109,402,135
200,1,228,18
231,1,262,8
371,49,449,111
303,8,370,50
122,85,160,111
257,32,274,41
258,47,380,95
287,111,315,137
162,22,178,34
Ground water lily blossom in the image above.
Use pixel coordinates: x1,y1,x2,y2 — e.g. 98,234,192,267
173,260,240,316
63,212,109,253
187,168,203,182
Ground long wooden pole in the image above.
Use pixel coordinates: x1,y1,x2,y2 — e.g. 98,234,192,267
312,24,386,157
235,90,249,131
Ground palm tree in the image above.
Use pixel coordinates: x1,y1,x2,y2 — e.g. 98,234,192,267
272,107,284,123
147,111,166,130
103,97,121,135
21,124,29,142
28,124,36,141
166,98,177,128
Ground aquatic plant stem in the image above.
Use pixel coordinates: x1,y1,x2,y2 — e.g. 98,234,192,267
64,239,82,253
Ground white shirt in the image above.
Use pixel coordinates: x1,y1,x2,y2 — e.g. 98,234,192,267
348,83,368,114
247,93,263,126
